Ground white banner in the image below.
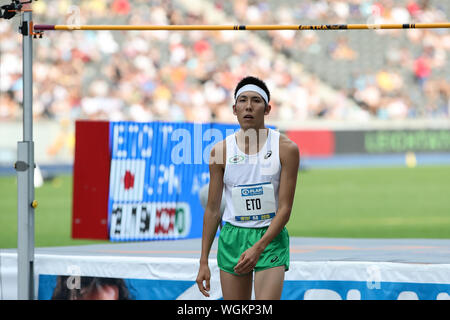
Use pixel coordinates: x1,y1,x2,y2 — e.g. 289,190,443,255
1,252,450,300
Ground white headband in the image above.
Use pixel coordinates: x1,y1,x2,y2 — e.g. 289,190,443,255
235,84,269,105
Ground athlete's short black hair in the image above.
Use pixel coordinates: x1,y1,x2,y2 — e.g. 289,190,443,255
234,76,270,103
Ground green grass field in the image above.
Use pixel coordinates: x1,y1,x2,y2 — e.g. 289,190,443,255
288,166,450,239
1,166,450,249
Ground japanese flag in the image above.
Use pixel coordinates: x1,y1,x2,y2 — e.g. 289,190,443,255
110,159,146,201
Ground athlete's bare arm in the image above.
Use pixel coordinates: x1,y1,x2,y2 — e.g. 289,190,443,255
234,134,299,275
196,141,226,297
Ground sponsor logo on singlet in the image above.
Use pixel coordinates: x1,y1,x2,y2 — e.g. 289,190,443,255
240,186,263,197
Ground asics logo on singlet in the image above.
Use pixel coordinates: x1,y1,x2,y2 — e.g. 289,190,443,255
241,186,263,197
229,155,244,163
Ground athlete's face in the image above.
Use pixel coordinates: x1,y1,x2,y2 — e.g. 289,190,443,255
233,91,271,130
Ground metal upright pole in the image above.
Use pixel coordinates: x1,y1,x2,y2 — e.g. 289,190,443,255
16,8,35,300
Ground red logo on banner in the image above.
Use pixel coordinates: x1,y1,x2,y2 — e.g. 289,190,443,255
154,208,175,235
123,170,135,190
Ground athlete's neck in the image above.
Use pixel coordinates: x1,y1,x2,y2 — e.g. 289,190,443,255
236,127,269,155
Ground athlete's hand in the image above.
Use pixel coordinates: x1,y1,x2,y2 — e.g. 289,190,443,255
196,263,211,297
234,245,263,275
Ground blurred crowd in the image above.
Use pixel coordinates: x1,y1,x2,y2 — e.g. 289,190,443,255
229,0,450,119
1,0,449,124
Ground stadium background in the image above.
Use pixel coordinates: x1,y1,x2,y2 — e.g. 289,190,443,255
1,1,450,249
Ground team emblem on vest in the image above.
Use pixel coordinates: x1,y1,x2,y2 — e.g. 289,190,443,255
229,155,244,163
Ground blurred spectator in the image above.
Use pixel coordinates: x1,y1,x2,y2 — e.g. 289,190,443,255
112,0,131,15
414,53,432,88
328,36,358,61
376,69,403,92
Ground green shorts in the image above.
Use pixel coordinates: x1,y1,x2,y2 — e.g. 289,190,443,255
217,222,290,275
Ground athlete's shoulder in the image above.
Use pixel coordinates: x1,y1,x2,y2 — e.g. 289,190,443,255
210,139,227,166
279,133,299,152
278,133,300,162
211,138,227,153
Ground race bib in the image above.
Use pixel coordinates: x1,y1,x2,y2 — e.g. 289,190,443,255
231,182,276,222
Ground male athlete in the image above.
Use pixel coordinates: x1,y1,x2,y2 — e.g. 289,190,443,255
196,76,299,299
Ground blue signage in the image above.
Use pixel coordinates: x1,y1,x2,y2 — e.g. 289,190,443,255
38,275,450,300
107,122,240,241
